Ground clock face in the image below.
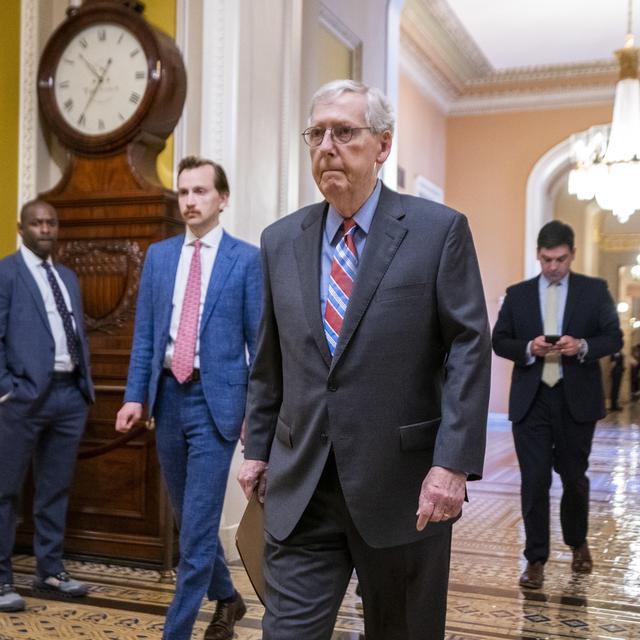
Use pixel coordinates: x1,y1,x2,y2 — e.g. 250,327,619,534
53,24,150,136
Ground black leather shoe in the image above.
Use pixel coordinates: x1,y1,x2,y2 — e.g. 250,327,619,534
519,562,544,589
204,592,247,640
571,542,593,573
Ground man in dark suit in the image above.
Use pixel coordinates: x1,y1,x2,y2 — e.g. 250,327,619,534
116,156,262,640
492,220,622,589
238,80,490,640
0,200,94,612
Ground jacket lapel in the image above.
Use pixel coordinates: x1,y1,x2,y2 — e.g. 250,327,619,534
158,236,183,335
17,253,52,337
200,231,238,333
294,203,332,368
562,272,580,333
529,276,543,336
330,186,407,371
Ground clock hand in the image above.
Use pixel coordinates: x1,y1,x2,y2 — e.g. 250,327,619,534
79,53,101,79
79,57,112,123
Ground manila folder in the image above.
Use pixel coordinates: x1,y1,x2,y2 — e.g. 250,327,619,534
235,492,266,605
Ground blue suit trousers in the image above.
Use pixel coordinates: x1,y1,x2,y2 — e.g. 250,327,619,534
0,376,88,583
155,374,236,640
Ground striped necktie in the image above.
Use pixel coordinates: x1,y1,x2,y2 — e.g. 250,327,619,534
324,219,358,356
171,240,202,383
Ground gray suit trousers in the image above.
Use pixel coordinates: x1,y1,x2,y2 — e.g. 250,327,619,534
262,452,452,640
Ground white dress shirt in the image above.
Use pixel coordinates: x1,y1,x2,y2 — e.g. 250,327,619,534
21,245,77,372
164,224,223,369
525,272,587,368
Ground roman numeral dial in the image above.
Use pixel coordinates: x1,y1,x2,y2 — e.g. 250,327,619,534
53,23,149,136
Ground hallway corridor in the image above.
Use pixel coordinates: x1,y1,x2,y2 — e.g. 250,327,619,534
2,412,640,639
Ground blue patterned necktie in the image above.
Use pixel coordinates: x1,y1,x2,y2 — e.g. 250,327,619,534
41,261,80,366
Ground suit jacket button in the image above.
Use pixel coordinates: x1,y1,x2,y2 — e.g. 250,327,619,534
320,432,328,443
328,381,337,391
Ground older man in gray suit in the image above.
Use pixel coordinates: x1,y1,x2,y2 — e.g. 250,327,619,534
239,80,491,640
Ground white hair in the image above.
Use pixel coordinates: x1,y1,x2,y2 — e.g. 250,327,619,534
309,79,395,135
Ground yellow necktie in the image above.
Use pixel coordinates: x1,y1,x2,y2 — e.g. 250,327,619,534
542,282,560,386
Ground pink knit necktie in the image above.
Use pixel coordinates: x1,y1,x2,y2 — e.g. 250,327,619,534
171,240,202,383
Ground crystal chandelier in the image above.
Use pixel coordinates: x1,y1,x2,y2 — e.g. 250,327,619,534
568,0,640,223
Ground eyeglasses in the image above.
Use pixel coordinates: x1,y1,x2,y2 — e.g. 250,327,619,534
301,125,372,147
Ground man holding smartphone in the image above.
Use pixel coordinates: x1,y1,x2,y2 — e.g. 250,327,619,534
492,220,622,589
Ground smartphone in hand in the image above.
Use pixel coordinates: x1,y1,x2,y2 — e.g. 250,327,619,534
544,335,560,344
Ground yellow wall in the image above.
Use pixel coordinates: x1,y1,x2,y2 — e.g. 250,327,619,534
445,104,613,413
0,1,21,257
144,0,177,189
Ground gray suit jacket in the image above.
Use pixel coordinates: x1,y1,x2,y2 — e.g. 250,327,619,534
0,251,94,408
245,185,491,548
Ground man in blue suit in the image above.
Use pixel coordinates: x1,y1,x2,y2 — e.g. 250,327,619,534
116,156,261,640
0,200,94,612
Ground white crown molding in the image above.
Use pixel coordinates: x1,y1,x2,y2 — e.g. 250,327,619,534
472,61,617,85
401,35,615,116
279,1,302,217
19,0,39,213
402,0,490,84
173,0,194,190
423,0,491,75
399,37,454,113
401,0,619,116
449,85,615,116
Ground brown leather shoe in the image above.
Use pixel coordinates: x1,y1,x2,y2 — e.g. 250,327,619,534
571,542,593,573
519,562,544,589
204,592,247,640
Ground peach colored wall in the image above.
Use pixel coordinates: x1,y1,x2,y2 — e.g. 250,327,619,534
397,72,447,194
445,104,612,414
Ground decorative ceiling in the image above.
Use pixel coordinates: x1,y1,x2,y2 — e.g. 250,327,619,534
400,0,639,114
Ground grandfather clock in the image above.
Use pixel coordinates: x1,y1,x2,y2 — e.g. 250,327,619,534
17,0,187,566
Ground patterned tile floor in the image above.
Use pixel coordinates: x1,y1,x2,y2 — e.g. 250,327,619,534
3,406,640,639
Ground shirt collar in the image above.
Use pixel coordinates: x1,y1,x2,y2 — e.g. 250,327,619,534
326,179,382,242
540,272,570,288
20,244,53,268
184,223,223,248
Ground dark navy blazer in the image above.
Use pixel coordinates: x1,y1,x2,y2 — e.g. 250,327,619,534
0,251,94,407
492,272,622,424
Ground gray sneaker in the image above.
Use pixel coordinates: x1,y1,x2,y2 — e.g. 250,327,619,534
0,584,25,612
33,571,88,597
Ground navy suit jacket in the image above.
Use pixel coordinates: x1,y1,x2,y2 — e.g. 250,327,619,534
0,251,94,408
492,272,622,423
124,230,262,441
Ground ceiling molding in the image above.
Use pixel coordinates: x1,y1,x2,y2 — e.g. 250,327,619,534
400,0,619,115
600,234,640,252
399,37,455,112
449,86,615,116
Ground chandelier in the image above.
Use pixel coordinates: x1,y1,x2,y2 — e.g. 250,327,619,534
568,0,640,223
